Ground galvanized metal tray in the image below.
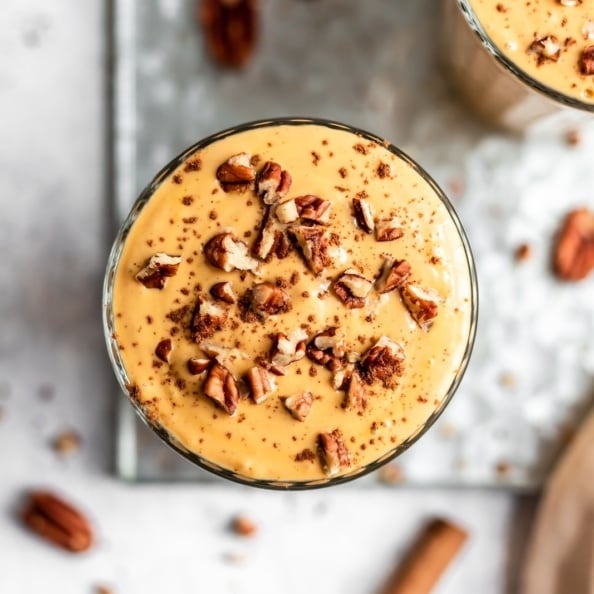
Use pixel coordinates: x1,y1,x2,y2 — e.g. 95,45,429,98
111,0,594,486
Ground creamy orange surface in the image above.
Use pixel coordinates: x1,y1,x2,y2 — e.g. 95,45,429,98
468,0,594,102
111,123,473,483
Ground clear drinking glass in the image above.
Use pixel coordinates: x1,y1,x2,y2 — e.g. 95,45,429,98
442,0,594,133
102,118,478,489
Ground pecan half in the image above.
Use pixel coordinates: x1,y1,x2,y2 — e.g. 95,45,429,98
216,153,256,192
187,357,212,375
294,195,332,225
283,391,313,421
579,45,594,75
136,253,182,289
318,430,350,476
270,328,308,369
352,196,375,234
155,338,173,363
22,491,93,553
333,269,373,308
400,284,440,331
204,232,259,272
191,298,228,342
203,362,240,415
245,366,276,404
360,336,405,389
375,257,411,293
256,161,292,205
252,207,291,261
248,281,291,317
306,327,346,371
289,225,332,275
343,369,367,411
375,217,404,242
528,35,561,65
554,207,594,281
200,0,258,70
210,281,236,304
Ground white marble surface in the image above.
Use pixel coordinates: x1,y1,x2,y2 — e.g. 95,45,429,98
0,1,532,593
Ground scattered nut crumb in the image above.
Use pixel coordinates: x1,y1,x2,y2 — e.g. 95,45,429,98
231,515,257,537
52,430,82,456
565,129,581,147
515,243,532,262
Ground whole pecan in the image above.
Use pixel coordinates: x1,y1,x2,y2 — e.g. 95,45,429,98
199,0,259,70
554,208,594,281
22,490,93,553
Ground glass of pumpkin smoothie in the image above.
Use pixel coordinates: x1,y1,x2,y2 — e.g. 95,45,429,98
103,118,477,489
443,0,594,133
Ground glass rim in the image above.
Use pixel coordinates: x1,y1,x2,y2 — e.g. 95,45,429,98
456,0,594,113
102,116,479,490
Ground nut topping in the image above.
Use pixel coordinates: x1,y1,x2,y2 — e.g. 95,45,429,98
582,20,594,40
558,0,582,5
155,338,173,363
191,298,228,342
22,490,93,553
216,153,256,192
136,253,182,289
248,281,291,317
203,362,240,415
360,337,405,389
283,391,314,421
318,430,350,476
554,207,594,281
246,366,277,404
210,281,236,304
527,35,561,65
306,327,346,371
187,357,212,375
256,161,292,204
375,257,411,293
343,369,367,411
289,225,332,275
204,232,260,272
275,199,300,224
352,196,375,234
294,195,332,224
375,217,404,242
333,269,374,309
400,284,440,331
252,207,291,261
579,46,594,75
270,328,308,369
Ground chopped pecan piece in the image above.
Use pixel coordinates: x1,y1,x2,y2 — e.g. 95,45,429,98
216,153,256,192
204,232,259,272
294,195,332,225
343,369,367,411
210,281,236,304
400,284,440,331
289,225,332,275
375,217,404,242
375,257,411,293
191,298,228,342
256,161,292,205
245,366,276,404
352,196,375,234
283,391,314,421
360,337,405,389
582,20,594,40
333,269,373,308
248,282,291,317
306,327,346,371
187,357,212,375
270,328,308,369
155,338,173,363
579,45,594,75
318,430,350,476
559,0,582,5
203,362,239,415
136,253,182,289
528,35,561,65
554,207,594,281
252,207,291,261
275,199,300,224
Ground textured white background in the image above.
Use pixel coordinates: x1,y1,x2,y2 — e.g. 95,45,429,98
4,0,592,592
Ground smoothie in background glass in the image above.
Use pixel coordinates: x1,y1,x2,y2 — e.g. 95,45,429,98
103,118,477,488
443,0,594,133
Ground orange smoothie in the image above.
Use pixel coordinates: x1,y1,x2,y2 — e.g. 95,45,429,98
107,121,475,484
